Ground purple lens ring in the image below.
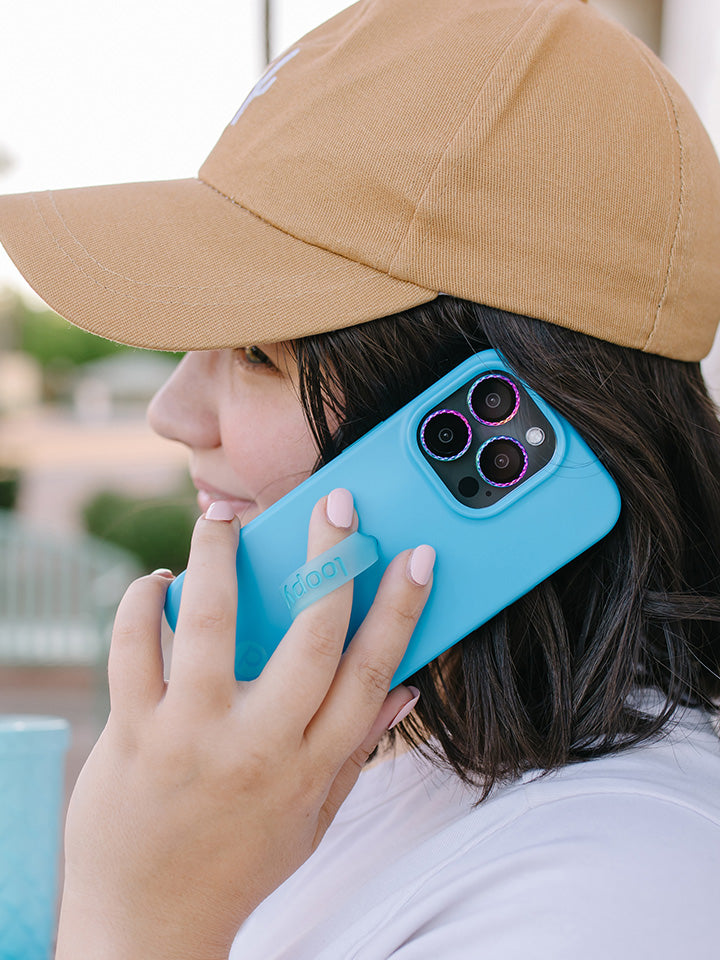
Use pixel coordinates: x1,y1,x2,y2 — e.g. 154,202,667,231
476,435,529,487
420,408,472,461
467,373,520,426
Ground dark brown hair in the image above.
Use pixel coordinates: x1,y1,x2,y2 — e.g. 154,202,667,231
290,297,720,798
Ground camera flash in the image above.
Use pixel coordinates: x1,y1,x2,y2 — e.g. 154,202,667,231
525,427,545,446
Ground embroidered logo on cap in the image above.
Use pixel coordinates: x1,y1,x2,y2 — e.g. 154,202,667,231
230,48,300,125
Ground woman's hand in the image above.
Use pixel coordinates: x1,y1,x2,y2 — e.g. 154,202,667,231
55,490,433,960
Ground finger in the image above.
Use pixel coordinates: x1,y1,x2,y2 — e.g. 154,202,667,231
314,685,421,841
252,488,358,730
169,501,240,701
306,545,434,760
108,570,173,717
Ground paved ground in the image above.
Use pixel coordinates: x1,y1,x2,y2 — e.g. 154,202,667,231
0,406,188,920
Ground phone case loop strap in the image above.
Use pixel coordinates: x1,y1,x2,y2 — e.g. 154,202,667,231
280,531,379,619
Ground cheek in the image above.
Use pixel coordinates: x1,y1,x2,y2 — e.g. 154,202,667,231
220,402,318,506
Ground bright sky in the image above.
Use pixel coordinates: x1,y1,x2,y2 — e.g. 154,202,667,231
0,0,348,298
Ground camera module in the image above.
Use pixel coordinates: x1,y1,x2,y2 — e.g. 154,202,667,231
476,436,528,487
420,409,472,461
468,374,519,425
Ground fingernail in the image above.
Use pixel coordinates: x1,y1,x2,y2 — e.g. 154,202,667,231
205,500,237,522
326,487,354,529
388,686,421,729
408,545,436,586
151,568,174,579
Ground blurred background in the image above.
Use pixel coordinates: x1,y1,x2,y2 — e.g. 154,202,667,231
1,0,719,813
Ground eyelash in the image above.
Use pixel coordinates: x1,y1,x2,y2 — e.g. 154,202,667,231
234,346,276,371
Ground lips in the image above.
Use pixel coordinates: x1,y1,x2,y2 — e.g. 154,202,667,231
192,478,253,519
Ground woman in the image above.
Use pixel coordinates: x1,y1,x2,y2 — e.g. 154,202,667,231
1,1,720,957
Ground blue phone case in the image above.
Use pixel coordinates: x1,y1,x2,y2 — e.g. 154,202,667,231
165,350,621,687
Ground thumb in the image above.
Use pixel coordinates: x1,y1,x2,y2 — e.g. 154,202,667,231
313,685,421,843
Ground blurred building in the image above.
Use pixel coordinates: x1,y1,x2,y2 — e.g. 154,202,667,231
592,1,718,151
588,1,720,398
0,352,42,413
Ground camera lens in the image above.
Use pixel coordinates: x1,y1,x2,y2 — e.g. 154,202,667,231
420,409,472,461
477,436,528,487
468,375,519,425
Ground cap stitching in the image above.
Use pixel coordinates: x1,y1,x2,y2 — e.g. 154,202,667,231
30,186,431,303
41,186,264,293
387,0,549,276
629,41,685,353
31,188,433,307
28,192,245,308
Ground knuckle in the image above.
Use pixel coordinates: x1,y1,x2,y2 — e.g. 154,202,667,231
353,653,395,698
381,596,421,633
182,606,234,635
233,744,272,785
111,617,141,644
296,762,331,804
302,617,342,662
349,744,372,772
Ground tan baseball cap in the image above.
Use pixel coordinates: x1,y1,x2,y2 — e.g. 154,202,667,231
1,0,719,360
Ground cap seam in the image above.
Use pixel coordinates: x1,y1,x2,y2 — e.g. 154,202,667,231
45,183,410,296
28,185,433,306
28,191,257,309
628,38,685,354
197,177,436,294
24,191,384,313
387,0,549,276
42,187,244,293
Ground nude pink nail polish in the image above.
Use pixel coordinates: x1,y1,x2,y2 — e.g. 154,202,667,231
388,687,421,729
408,545,436,586
205,500,237,522
326,488,354,528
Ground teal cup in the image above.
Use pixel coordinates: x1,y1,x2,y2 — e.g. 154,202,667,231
0,716,70,960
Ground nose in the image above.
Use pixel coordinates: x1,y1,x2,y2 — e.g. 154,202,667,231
147,351,221,449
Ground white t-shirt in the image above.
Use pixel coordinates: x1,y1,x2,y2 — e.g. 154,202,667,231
230,703,720,959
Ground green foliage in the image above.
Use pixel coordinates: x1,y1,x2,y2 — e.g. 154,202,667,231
20,308,128,368
82,489,198,575
0,467,20,510
0,290,125,366
0,287,181,369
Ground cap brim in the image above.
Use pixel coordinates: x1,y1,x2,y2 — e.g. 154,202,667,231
0,178,436,350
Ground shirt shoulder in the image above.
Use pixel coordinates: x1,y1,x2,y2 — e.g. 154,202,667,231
385,790,720,959
380,712,720,959
232,709,720,960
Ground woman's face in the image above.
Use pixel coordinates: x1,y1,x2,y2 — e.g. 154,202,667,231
147,344,318,524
